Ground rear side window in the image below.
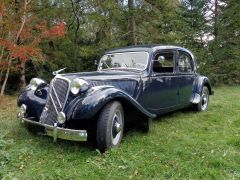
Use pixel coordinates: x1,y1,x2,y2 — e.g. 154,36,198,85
178,52,193,73
153,52,174,73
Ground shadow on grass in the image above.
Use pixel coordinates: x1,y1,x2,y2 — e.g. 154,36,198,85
12,125,98,154
157,106,197,119
11,107,198,152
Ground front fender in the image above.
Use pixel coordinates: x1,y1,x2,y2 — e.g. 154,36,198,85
17,86,49,120
67,86,156,120
191,75,214,104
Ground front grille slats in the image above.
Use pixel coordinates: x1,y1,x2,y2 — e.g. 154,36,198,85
40,78,69,125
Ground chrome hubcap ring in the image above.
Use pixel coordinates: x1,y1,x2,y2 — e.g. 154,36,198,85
111,110,123,145
201,92,208,110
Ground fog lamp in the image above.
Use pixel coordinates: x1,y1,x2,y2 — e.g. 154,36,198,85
57,112,66,124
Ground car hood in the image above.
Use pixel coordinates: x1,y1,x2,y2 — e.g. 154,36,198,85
61,70,141,97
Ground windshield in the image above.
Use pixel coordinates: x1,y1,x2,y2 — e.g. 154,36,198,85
98,52,149,71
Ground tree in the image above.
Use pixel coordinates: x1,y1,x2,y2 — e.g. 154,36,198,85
0,0,238,92
208,0,240,84
140,0,181,44
128,0,137,45
0,0,65,96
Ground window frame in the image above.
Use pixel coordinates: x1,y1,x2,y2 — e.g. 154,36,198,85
151,50,177,75
177,50,194,74
98,51,150,71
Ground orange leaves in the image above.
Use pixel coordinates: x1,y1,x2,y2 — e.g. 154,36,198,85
0,39,13,50
0,3,5,17
0,39,41,63
18,20,66,44
10,45,41,62
19,16,36,40
38,21,66,38
0,20,66,63
46,22,66,37
0,1,66,64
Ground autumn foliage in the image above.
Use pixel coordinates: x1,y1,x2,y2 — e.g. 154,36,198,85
0,0,65,95
0,3,5,17
0,22,65,62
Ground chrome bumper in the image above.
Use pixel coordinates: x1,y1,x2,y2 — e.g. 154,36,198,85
19,117,88,142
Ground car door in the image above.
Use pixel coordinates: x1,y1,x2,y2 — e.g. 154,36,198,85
145,50,179,114
177,50,196,106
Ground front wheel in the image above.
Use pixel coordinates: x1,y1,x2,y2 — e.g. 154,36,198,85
194,86,209,111
96,101,124,152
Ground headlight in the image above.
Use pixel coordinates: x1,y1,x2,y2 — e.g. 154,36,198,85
29,78,46,91
70,78,90,95
20,104,27,114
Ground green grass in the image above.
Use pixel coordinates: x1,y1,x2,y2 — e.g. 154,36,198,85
1,86,240,179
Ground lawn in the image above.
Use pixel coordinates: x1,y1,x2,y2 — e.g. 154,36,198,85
0,86,240,179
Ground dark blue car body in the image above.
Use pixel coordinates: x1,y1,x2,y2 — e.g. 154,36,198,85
17,45,213,142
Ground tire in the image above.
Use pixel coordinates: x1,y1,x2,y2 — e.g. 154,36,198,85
96,101,124,152
138,117,152,133
194,86,209,111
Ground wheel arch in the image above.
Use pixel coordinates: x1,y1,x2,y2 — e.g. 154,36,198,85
203,81,213,95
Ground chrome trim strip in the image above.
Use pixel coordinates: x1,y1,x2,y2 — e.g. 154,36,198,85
52,84,62,109
49,93,59,114
20,117,88,142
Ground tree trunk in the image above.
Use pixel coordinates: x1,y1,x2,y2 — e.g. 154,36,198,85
214,0,218,37
70,0,80,71
19,61,26,90
16,0,29,90
0,46,5,89
0,68,3,89
0,58,11,96
128,0,137,45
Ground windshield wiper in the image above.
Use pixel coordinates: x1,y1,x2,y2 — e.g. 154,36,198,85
122,63,128,68
101,61,110,69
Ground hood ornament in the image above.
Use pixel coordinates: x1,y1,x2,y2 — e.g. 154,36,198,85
53,68,67,75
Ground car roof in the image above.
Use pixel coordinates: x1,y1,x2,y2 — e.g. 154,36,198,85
105,44,191,54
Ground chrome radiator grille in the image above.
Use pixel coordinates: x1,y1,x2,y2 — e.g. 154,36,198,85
40,77,69,125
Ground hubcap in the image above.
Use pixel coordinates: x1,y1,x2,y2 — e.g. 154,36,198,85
111,110,123,145
114,122,121,134
201,91,209,110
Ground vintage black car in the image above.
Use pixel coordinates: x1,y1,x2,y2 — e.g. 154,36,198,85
17,45,213,151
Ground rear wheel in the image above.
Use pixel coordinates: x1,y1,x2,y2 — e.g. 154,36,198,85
194,86,209,111
96,101,124,152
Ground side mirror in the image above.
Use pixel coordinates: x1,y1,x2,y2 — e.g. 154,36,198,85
158,56,165,63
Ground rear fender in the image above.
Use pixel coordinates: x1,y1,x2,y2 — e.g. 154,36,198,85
191,75,214,104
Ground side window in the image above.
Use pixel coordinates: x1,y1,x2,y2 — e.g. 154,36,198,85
153,52,174,73
178,52,193,73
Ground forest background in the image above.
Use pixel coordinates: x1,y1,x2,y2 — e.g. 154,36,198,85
0,0,239,96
